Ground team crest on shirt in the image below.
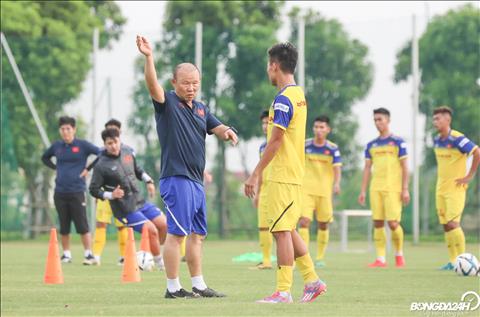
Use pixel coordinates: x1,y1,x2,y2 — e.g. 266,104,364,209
447,144,452,148
389,141,395,146
324,150,331,155
123,155,133,163
72,146,80,153
197,108,205,118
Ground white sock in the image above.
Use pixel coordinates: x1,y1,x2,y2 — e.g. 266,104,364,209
377,256,386,263
94,255,101,262
154,255,164,267
395,251,403,256
167,278,182,292
84,249,92,257
191,275,207,291
63,250,72,258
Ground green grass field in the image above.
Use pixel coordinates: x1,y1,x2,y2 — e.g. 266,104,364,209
1,239,479,317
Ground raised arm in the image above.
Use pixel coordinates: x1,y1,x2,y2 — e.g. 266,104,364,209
136,35,164,103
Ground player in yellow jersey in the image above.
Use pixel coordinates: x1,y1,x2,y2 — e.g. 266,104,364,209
245,42,325,304
358,108,410,268
432,106,479,270
251,110,273,270
298,115,342,268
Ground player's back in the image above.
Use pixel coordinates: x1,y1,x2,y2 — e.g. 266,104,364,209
266,85,307,185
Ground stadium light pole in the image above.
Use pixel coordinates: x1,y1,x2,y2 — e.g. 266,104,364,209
298,18,305,91
195,22,203,100
1,32,50,148
411,15,420,245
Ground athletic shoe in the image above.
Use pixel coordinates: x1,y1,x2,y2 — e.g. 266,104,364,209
192,287,226,298
250,262,273,270
257,291,293,304
83,254,95,266
299,280,327,303
165,288,199,299
60,255,72,263
395,255,405,268
439,262,454,271
368,259,387,268
315,260,326,268
117,257,124,266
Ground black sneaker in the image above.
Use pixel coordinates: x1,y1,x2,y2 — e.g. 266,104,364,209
192,287,226,298
83,254,95,265
165,288,199,299
60,255,72,263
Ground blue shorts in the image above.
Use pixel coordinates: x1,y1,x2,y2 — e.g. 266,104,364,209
116,202,162,233
160,176,207,236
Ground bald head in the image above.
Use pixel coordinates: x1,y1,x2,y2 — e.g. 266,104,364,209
171,63,201,103
173,63,201,79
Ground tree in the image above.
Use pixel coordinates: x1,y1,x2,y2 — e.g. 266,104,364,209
394,4,480,235
288,8,373,173
1,1,126,237
130,0,283,237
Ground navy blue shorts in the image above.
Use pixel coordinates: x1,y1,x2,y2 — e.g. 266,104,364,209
160,176,207,236
116,202,162,233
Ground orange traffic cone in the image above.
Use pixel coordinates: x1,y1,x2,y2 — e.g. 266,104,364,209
139,225,151,253
122,227,141,283
44,228,64,284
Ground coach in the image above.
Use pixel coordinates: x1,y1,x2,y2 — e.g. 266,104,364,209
137,35,238,298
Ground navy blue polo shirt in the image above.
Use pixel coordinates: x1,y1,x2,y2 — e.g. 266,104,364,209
152,90,222,184
42,139,100,193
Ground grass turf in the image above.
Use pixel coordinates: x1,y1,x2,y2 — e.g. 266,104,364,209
1,239,479,316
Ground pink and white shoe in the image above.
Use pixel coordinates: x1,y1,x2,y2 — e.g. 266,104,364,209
368,259,387,268
299,280,327,303
256,291,293,304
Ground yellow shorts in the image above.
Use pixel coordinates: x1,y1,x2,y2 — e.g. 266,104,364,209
370,190,402,221
96,199,124,227
301,193,333,223
258,192,269,228
436,191,465,224
266,182,302,232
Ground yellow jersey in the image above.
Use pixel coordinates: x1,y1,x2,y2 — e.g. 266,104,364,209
434,129,478,195
303,139,342,196
365,135,407,192
266,85,307,185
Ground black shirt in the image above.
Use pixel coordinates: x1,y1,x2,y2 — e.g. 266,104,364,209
152,91,222,184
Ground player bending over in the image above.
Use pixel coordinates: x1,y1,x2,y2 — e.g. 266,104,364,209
89,128,167,271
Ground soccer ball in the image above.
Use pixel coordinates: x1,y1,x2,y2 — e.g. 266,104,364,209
136,251,154,272
454,253,480,277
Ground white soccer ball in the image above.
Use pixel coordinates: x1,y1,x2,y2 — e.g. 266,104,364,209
454,253,480,277
136,251,154,272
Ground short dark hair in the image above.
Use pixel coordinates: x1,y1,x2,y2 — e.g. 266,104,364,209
373,107,390,117
314,115,330,126
433,106,453,117
58,116,76,128
260,110,269,120
268,42,298,74
105,118,122,129
101,128,120,142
